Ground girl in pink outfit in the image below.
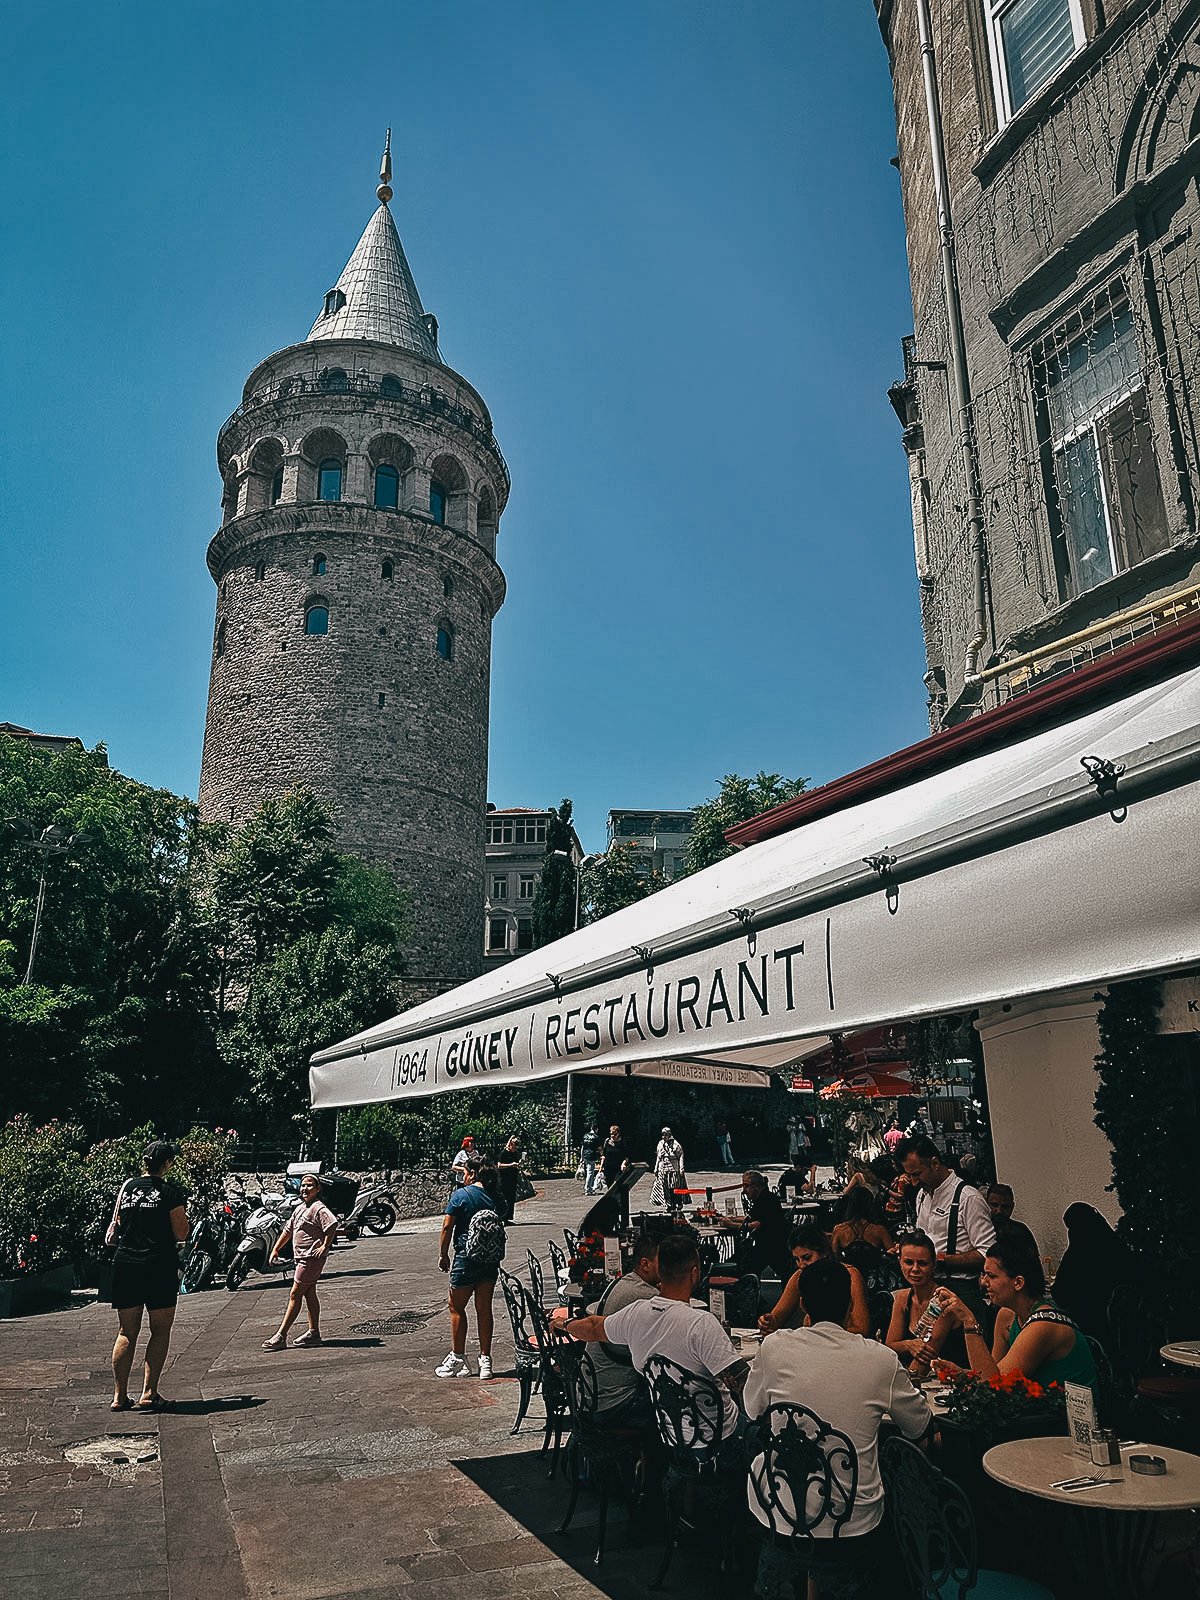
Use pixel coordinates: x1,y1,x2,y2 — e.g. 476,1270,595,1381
262,1176,339,1350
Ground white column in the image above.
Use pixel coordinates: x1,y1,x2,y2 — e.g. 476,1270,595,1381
975,990,1119,1267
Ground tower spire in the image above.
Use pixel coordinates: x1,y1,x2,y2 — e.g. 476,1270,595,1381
377,128,393,204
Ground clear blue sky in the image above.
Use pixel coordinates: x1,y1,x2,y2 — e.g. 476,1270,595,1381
3,1,923,854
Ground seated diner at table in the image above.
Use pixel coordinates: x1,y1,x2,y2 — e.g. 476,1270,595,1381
934,1235,1097,1387
830,1184,894,1259
759,1223,871,1336
885,1229,966,1373
717,1170,794,1283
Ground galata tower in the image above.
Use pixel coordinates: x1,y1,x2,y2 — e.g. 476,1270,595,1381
199,134,507,993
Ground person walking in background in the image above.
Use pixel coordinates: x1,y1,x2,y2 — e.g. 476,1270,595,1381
715,1118,735,1171
450,1135,475,1190
436,1156,505,1379
495,1134,524,1223
601,1124,632,1230
652,1127,686,1210
882,1116,905,1156
580,1127,604,1194
107,1141,189,1412
262,1174,340,1351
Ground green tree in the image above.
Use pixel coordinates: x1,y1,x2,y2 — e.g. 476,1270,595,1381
579,841,664,925
531,798,577,947
685,771,809,874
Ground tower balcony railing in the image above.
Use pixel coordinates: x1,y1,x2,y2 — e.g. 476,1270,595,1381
218,371,510,492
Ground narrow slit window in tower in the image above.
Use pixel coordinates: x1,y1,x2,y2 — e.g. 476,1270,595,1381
254,560,266,581
381,559,394,581
270,467,284,505
436,622,454,660
312,553,326,576
443,574,454,598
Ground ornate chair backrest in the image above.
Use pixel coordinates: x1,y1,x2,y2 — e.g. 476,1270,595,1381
563,1227,579,1254
498,1267,539,1354
840,1240,884,1281
644,1355,725,1470
881,1435,976,1600
547,1238,568,1284
551,1333,599,1428
745,1402,858,1542
526,1247,545,1306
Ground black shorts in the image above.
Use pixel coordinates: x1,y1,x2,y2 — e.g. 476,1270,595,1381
111,1259,179,1312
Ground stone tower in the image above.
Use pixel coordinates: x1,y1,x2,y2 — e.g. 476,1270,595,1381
199,135,507,993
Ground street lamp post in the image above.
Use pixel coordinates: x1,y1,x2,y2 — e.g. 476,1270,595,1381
550,849,604,1163
5,821,93,985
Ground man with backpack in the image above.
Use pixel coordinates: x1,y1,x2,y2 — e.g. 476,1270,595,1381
436,1156,506,1379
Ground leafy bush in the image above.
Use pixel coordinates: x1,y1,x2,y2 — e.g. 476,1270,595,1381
174,1126,237,1211
0,1116,88,1276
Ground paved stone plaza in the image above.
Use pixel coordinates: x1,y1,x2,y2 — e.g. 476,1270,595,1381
0,1174,739,1600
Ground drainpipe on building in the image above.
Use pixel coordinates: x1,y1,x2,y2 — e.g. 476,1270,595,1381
915,0,989,685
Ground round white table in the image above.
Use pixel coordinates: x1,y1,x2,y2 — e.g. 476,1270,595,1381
983,1435,1200,1597
1160,1339,1200,1370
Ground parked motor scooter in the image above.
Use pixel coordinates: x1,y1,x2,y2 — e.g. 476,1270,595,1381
181,1184,248,1293
340,1174,400,1239
225,1180,299,1290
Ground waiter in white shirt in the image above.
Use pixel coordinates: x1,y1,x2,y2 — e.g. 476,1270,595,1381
898,1137,995,1318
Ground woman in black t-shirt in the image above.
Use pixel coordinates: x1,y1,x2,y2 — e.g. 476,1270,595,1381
108,1141,189,1412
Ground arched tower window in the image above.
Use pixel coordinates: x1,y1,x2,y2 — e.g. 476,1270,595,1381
374,465,400,509
317,460,342,502
318,367,348,393
271,467,284,505
443,574,454,598
380,374,403,399
304,603,330,636
429,481,447,525
245,438,285,512
221,471,240,524
429,454,468,531
477,483,498,550
312,553,326,576
215,618,227,657
254,560,266,582
381,559,394,581
436,621,455,660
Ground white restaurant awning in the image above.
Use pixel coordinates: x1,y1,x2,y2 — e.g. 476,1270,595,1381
310,663,1200,1109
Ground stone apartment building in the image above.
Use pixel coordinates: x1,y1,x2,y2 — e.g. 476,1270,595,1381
199,138,508,996
483,806,582,965
877,0,1200,727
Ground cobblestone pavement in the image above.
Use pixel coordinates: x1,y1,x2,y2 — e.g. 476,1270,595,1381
0,1171,749,1600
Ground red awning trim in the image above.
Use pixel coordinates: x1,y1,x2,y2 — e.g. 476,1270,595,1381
726,613,1200,849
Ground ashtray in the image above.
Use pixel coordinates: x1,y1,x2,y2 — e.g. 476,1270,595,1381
1129,1454,1167,1476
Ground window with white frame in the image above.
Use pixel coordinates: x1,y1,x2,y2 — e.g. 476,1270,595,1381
986,0,1084,121
487,917,508,953
485,816,547,846
518,873,536,900
490,875,509,901
1038,295,1169,600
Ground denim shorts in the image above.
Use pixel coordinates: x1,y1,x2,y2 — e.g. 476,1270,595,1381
449,1252,496,1290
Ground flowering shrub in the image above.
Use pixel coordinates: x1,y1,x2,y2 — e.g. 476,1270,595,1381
0,1117,88,1276
567,1230,606,1285
937,1366,1065,1437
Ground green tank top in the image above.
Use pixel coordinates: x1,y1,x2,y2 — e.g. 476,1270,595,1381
1005,1299,1097,1387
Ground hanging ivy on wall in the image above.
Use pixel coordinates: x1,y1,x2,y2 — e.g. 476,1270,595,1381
1092,976,1197,1291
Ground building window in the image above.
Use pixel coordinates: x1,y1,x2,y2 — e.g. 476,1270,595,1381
318,366,348,392
987,0,1084,120
430,480,447,525
380,374,403,399
518,873,536,900
516,919,534,951
374,464,400,509
488,917,508,953
486,816,548,846
381,559,394,581
323,290,346,318
304,604,329,636
378,692,386,708
317,460,342,502
1039,298,1169,600
254,560,266,581
215,619,227,657
491,875,509,900
312,553,326,576
270,467,284,505
436,622,454,660
443,573,454,598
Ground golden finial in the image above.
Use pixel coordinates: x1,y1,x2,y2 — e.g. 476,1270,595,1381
377,128,393,203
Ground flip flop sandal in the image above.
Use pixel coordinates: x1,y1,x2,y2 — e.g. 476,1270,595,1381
136,1396,175,1412
110,1398,133,1412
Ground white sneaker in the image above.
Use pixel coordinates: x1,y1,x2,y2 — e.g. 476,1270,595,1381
478,1355,493,1380
435,1352,469,1378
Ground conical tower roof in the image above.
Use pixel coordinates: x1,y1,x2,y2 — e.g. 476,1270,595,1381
308,136,439,359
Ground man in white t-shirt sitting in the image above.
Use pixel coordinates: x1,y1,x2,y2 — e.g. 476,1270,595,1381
564,1234,748,1454
744,1259,931,1595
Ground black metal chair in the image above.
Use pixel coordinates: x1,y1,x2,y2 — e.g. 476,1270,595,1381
745,1401,871,1600
868,1287,896,1343
526,1246,546,1307
498,1267,543,1436
644,1354,737,1590
553,1334,645,1567
547,1237,568,1297
882,1435,1053,1598
524,1289,572,1474
563,1226,579,1254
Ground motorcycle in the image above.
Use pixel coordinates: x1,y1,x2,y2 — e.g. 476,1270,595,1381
225,1181,299,1290
180,1186,248,1293
340,1174,399,1239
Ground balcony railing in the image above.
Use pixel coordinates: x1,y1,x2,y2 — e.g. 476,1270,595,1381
217,370,509,491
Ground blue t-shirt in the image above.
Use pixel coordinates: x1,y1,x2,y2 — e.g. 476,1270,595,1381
446,1184,496,1249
